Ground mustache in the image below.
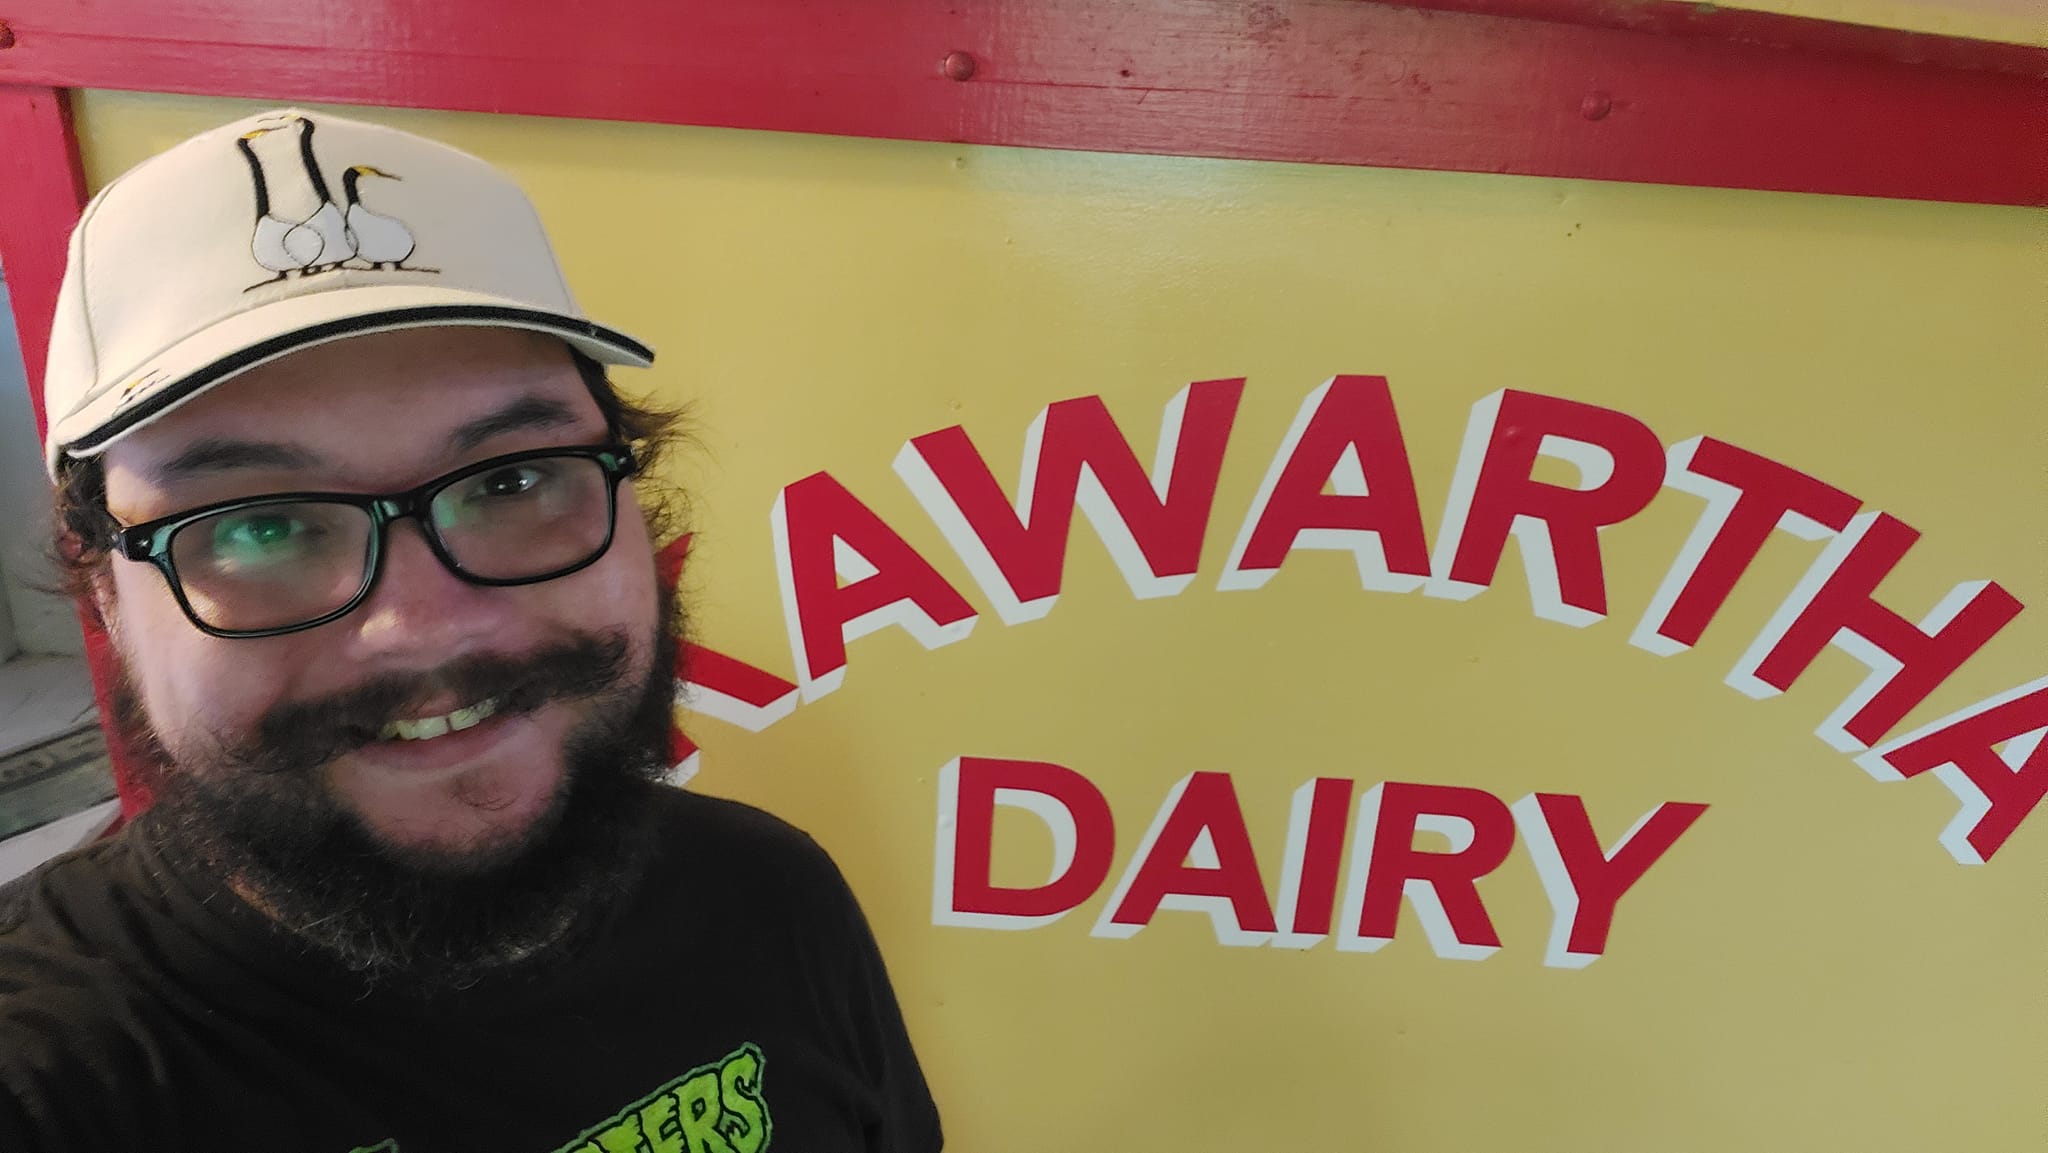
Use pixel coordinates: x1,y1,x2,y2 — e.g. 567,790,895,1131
217,631,636,775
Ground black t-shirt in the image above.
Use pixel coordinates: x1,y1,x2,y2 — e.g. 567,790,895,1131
0,787,942,1153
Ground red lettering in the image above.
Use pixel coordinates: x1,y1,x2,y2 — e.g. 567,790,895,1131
1857,676,2048,864
678,642,799,733
1096,772,1277,946
665,727,700,786
1219,375,1429,593
935,757,1116,929
1731,511,2022,750
770,471,978,700
1271,777,1357,948
661,532,803,731
1511,793,1708,967
895,380,1243,623
1339,782,1516,960
1427,390,1665,626
1632,436,1859,655
655,531,694,593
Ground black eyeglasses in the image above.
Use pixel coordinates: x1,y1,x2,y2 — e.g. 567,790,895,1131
111,444,640,638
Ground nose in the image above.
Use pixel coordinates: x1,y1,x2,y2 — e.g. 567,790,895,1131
340,517,525,663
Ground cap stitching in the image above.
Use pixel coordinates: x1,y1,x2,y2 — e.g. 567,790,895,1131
65,177,127,408
56,116,281,421
519,190,577,309
65,303,652,457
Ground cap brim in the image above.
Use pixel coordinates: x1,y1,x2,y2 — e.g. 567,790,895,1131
49,283,655,473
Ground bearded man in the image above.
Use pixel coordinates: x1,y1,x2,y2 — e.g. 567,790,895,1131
0,108,941,1153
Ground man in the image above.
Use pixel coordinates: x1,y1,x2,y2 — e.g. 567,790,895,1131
0,108,943,1153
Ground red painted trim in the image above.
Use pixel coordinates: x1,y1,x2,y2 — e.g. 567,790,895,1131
0,85,83,433
0,0,2040,205
0,85,154,815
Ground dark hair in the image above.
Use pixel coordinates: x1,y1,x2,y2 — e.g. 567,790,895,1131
47,344,690,622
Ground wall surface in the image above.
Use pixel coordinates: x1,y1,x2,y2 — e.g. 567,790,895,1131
72,88,2048,1153
1725,0,2047,45
0,274,82,659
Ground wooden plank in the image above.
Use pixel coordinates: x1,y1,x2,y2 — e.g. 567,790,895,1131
0,0,2039,204
0,84,153,815
0,85,84,430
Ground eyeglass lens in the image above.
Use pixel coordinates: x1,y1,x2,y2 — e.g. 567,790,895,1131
168,454,614,633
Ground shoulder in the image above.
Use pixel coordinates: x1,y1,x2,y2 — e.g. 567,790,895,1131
649,786,843,880
639,786,868,927
0,828,154,1014
0,831,135,940
0,837,165,1140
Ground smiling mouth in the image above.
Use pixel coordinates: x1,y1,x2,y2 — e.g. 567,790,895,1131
376,697,501,742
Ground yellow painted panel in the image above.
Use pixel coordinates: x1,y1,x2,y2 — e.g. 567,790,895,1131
1721,0,2046,46
74,89,2048,1153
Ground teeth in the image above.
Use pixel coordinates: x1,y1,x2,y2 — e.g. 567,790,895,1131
448,700,495,731
377,697,498,742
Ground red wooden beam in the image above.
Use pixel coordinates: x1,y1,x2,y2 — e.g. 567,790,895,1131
0,85,83,430
0,84,154,815
0,0,2040,205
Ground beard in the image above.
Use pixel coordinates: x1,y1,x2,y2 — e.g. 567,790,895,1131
127,592,683,1000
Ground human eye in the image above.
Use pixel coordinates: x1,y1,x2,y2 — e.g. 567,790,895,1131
464,461,561,503
435,459,570,528
479,462,553,498
205,509,320,571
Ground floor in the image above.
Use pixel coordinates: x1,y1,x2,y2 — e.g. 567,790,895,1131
0,654,117,884
0,654,97,755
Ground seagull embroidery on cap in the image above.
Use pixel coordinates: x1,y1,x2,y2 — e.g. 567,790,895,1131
237,126,324,285
237,114,435,290
343,166,434,272
285,115,356,275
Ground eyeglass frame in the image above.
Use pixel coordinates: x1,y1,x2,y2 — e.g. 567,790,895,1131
107,442,641,639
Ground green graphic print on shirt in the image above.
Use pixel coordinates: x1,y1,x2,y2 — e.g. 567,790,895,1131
344,1043,771,1153
553,1043,770,1153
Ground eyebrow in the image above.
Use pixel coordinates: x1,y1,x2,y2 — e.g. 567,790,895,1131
150,395,588,484
446,395,584,453
153,438,319,483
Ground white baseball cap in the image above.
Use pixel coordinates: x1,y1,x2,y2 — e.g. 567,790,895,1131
40,107,654,479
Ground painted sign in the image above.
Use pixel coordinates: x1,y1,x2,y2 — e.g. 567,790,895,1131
71,90,2045,1151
